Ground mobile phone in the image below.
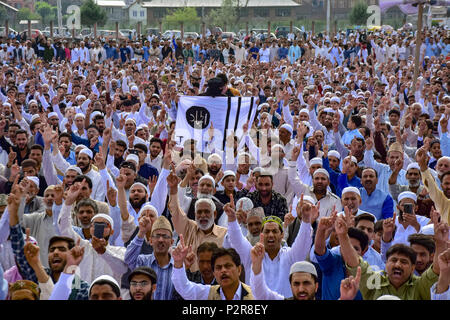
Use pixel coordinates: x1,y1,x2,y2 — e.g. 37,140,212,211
93,222,106,239
403,203,413,214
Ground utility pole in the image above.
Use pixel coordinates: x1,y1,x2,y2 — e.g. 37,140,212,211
326,0,330,34
413,3,424,87
57,0,63,35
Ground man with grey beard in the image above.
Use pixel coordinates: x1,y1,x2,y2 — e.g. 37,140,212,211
167,167,227,272
245,208,265,246
389,162,435,216
389,162,424,202
14,184,61,268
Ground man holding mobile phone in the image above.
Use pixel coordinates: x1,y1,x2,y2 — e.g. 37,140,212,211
380,191,431,253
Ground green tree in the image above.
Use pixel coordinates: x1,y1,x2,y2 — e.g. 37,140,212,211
0,6,7,24
163,7,200,31
80,0,107,27
205,0,249,31
35,1,57,25
17,8,41,22
349,1,370,26
206,0,237,30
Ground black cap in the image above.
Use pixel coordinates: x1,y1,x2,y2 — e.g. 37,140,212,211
128,266,157,284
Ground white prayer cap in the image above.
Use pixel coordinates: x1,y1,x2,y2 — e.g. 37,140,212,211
302,195,316,205
27,176,40,189
126,154,139,165
74,113,86,120
198,175,215,188
323,107,335,113
406,162,420,172
289,261,317,277
28,99,38,105
342,187,361,197
130,182,148,192
207,153,222,164
355,211,377,223
345,155,357,164
323,85,333,91
236,197,254,212
48,112,59,119
328,150,341,159
65,165,82,175
299,108,309,115
89,275,120,297
138,202,158,215
125,118,136,124
2,102,11,107
79,148,93,159
131,85,139,92
271,144,285,153
222,170,236,180
76,95,86,101
279,124,293,135
31,114,41,122
313,168,329,179
343,68,350,73
309,157,323,166
91,213,114,230
257,103,270,111
398,191,417,203
90,110,102,119
376,295,401,300
238,152,251,160
330,97,340,103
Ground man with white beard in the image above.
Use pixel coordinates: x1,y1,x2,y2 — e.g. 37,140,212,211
13,184,60,268
167,166,227,272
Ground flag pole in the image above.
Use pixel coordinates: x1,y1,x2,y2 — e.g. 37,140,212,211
413,2,424,88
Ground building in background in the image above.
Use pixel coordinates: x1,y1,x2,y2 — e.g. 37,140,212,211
6,0,35,11
95,0,127,24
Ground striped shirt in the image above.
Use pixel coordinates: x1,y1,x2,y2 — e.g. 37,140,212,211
124,236,175,300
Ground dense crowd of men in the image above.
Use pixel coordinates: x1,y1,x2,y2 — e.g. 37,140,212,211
0,24,449,301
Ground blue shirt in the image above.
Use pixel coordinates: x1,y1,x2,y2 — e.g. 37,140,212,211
359,188,394,220
278,47,288,60
249,47,259,60
143,46,149,61
341,129,364,145
315,247,363,300
330,245,385,272
323,157,362,197
124,236,175,300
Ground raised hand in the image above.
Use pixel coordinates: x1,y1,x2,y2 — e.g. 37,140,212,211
184,246,196,271
137,215,153,238
148,175,158,197
339,266,361,300
382,212,396,243
416,147,429,171
7,147,17,167
91,236,107,255
167,164,180,194
223,194,237,222
106,180,117,207
437,248,450,276
365,136,374,151
24,229,40,267
65,179,85,206
65,238,85,271
94,146,106,170
434,221,449,245
53,184,64,205
115,174,127,190
250,234,265,275
284,208,295,229
172,234,191,268
334,214,348,237
291,146,301,161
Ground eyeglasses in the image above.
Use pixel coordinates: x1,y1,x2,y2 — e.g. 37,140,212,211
130,281,150,288
151,234,171,240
